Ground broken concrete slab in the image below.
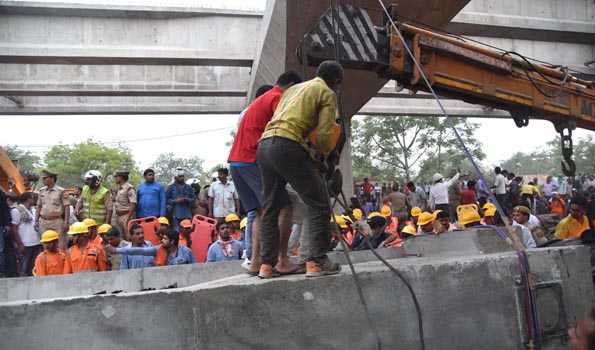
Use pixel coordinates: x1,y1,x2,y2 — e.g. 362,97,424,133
0,246,591,350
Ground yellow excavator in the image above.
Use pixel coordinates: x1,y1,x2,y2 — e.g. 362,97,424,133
299,4,594,177
0,147,27,195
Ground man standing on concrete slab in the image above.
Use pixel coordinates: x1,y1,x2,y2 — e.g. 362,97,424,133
35,169,70,250
111,170,137,240
256,60,343,279
227,71,303,275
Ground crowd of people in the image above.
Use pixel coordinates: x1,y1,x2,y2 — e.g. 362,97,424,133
348,168,595,250
0,61,593,284
0,165,251,277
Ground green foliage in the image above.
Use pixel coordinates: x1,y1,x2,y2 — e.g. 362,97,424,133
351,116,484,182
150,153,207,185
44,140,140,188
500,135,595,176
3,145,42,175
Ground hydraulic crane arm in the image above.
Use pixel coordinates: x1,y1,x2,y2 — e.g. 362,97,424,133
299,4,595,176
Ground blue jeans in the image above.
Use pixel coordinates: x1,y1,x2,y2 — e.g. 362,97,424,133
244,210,257,260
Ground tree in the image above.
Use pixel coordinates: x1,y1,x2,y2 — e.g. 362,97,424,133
3,145,42,175
500,135,595,176
351,116,484,182
44,140,140,188
150,153,207,185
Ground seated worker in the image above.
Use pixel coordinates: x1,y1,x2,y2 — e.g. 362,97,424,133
512,206,541,230
156,217,170,241
510,211,537,248
555,197,591,240
95,223,111,247
549,192,566,217
33,230,71,276
207,221,243,262
103,227,129,270
224,213,242,240
66,222,107,273
417,211,436,235
381,205,398,236
178,219,193,247
481,203,497,225
352,212,389,251
161,229,195,265
83,218,100,248
457,204,482,229
407,207,422,231
400,225,417,241
119,223,155,270
434,210,456,234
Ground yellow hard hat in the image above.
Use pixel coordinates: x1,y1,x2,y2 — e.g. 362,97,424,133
40,230,60,243
334,215,347,229
157,217,170,226
239,217,248,230
352,208,363,220
380,205,392,218
457,204,481,226
401,225,417,236
411,207,422,217
367,211,382,220
482,203,497,217
68,222,89,235
341,215,354,226
82,218,98,228
97,224,112,235
225,213,241,223
417,212,435,226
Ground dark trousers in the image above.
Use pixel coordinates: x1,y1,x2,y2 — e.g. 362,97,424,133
257,137,331,266
21,245,42,277
4,236,18,277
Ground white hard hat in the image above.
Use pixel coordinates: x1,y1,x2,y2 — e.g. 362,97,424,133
432,173,443,182
175,167,185,177
84,170,102,180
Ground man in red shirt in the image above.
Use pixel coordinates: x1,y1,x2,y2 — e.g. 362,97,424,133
227,71,303,275
460,180,478,205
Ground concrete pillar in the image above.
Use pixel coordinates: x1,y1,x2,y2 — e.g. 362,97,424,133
339,116,354,201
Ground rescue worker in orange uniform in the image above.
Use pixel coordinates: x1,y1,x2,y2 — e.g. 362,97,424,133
33,230,71,276
178,219,193,247
66,222,107,273
82,218,101,248
96,223,112,247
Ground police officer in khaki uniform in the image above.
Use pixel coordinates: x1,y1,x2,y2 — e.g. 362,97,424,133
35,170,70,250
111,170,137,240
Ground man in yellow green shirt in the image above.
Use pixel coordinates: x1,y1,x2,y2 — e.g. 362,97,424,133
555,197,591,240
256,60,343,279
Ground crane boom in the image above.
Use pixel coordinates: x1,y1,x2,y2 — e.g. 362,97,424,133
299,4,594,176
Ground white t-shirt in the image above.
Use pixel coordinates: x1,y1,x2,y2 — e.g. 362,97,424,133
494,174,507,195
429,173,460,208
10,206,40,247
512,222,537,249
208,180,239,218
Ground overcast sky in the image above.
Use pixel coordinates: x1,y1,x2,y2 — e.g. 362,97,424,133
3,0,594,171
